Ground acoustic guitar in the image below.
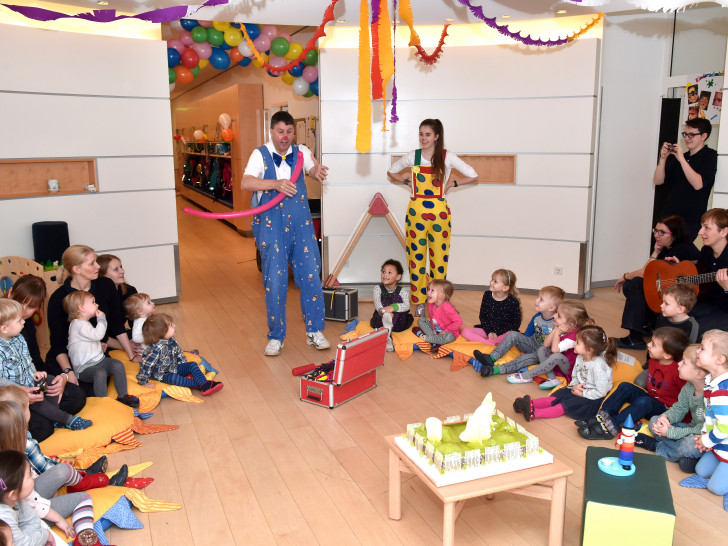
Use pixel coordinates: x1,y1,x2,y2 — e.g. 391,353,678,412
643,260,715,312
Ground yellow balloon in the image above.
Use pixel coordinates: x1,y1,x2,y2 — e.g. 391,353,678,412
212,21,230,32
224,28,242,47
281,71,295,85
199,59,209,69
252,52,268,68
285,42,303,61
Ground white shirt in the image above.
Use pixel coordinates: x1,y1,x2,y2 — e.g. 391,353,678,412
244,141,316,202
132,316,148,350
388,149,477,183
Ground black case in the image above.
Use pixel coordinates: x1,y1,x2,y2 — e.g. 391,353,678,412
323,288,358,321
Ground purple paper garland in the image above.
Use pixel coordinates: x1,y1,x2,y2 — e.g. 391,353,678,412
0,0,228,24
390,0,399,123
455,0,569,46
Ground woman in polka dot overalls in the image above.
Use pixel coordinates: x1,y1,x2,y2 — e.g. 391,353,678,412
388,119,478,313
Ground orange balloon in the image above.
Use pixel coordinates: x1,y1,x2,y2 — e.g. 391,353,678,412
174,65,193,85
229,48,244,64
221,128,234,142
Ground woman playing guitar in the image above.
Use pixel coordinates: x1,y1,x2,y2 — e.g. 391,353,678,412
689,208,728,336
616,215,699,349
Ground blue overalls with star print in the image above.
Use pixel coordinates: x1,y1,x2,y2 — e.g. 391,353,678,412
251,144,325,341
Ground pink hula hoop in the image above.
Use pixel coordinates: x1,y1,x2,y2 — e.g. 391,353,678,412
183,151,304,219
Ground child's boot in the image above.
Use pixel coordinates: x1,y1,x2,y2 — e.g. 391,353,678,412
199,380,224,396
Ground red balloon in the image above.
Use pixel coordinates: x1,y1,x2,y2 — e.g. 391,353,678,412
229,48,244,64
180,48,200,69
221,128,234,142
174,65,194,84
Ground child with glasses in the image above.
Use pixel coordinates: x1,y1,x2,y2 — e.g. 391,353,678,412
654,118,717,240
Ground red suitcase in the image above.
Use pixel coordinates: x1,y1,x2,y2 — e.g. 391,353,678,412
299,328,388,408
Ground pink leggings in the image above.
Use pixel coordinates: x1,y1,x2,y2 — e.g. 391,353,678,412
532,396,565,419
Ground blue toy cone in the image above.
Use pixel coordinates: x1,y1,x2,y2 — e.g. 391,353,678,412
624,414,635,430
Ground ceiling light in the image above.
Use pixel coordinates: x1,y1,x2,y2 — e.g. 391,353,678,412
557,10,567,14
97,0,109,5
501,15,511,19
336,19,346,23
445,18,454,22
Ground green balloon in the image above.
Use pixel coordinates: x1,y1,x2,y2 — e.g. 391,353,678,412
304,89,313,97
270,37,290,57
169,67,177,83
206,27,224,47
190,65,200,78
303,48,318,66
191,26,208,43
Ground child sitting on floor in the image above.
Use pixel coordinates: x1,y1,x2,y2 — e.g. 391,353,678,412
369,260,413,352
634,344,705,473
513,325,615,422
680,329,728,511
0,299,92,432
138,313,223,395
471,285,564,375
655,282,699,342
461,268,522,343
64,291,139,409
411,280,462,350
579,326,690,440
124,292,156,352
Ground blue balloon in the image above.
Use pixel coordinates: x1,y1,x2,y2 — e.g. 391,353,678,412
289,62,305,77
267,69,280,78
231,22,241,28
310,79,319,96
244,23,260,40
220,41,232,50
238,56,252,67
209,48,231,70
167,48,180,68
180,18,199,31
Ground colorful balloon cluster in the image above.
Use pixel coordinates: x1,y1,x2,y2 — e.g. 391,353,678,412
167,19,319,98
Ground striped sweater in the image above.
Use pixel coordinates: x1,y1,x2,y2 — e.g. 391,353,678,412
702,371,728,462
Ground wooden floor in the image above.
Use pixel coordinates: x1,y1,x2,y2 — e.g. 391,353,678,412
106,197,725,545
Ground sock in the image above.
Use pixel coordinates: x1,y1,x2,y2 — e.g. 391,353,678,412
71,494,95,534
534,405,565,419
492,366,501,375
63,463,83,487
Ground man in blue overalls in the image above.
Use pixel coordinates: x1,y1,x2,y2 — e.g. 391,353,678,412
243,111,329,356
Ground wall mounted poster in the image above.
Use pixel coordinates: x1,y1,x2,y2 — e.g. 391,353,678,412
685,73,723,124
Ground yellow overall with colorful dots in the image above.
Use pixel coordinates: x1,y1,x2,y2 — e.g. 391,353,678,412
405,149,451,305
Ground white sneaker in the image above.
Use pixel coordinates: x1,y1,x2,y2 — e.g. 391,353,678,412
386,337,394,352
306,331,330,350
264,339,283,356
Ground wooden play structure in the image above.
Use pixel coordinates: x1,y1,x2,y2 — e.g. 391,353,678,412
324,193,406,287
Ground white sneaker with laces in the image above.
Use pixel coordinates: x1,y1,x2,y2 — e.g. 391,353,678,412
386,337,394,352
306,331,330,350
264,339,283,356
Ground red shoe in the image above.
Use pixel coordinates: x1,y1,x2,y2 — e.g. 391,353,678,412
73,529,102,546
67,472,110,493
199,380,223,396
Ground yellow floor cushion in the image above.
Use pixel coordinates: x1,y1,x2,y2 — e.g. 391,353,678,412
39,397,134,458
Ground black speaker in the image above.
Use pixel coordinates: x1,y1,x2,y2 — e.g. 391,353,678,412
32,221,70,265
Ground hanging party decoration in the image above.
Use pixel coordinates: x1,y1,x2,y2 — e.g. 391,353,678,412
355,0,372,154
390,0,400,124
456,0,603,46
398,0,450,65
0,0,228,23
564,1,728,11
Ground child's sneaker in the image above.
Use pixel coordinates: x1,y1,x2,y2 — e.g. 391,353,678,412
117,395,140,408
472,350,495,367
386,337,394,352
199,380,224,396
634,433,657,452
65,416,93,431
74,529,101,546
678,457,698,473
539,378,562,390
506,373,533,384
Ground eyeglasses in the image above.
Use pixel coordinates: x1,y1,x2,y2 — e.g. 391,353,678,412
652,229,672,237
682,131,703,139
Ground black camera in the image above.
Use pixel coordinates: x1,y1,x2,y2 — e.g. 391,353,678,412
33,376,47,394
667,144,676,152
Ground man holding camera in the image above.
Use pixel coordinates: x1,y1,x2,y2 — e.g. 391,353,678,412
654,118,718,240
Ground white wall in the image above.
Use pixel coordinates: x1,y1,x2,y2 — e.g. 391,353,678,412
712,37,728,210
590,13,673,285
0,24,179,301
319,30,601,294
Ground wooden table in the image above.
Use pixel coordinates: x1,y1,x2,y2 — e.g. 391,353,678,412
386,435,573,546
